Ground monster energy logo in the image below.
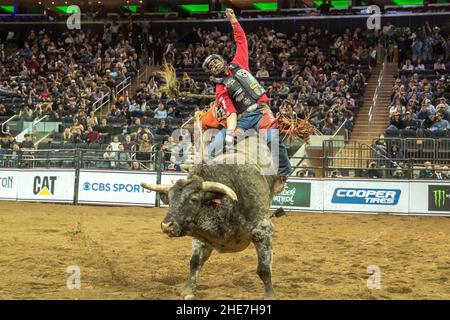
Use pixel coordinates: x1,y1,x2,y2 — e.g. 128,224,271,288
433,190,447,208
428,186,450,211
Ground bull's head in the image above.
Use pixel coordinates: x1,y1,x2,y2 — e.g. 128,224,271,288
141,175,237,237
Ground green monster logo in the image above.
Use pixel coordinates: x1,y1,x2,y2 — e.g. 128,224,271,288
429,186,450,211
433,189,446,208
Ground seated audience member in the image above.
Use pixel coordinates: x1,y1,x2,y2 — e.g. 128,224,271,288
434,164,445,180
154,101,168,120
97,118,110,143
392,166,405,179
20,134,35,151
330,169,343,178
109,135,121,152
441,166,450,180
156,120,171,136
103,145,116,168
296,163,316,177
70,119,84,143
122,134,136,151
131,161,141,171
366,161,383,178
420,161,435,179
374,134,388,157
137,133,152,161
85,126,100,144
115,144,131,170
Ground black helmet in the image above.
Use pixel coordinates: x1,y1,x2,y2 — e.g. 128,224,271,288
202,54,226,75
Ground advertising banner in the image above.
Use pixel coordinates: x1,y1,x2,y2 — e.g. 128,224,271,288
271,181,311,209
16,170,75,203
78,170,157,206
323,180,409,213
409,181,450,215
428,185,450,212
0,170,17,200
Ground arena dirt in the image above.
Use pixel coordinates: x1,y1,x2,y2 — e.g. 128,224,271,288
1,201,450,300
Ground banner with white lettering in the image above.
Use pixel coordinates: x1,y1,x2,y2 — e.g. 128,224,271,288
323,179,409,213
16,169,75,203
78,170,157,206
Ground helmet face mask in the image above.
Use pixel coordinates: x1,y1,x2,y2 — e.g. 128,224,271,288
203,54,226,76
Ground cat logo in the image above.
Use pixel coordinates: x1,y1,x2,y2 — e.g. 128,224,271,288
33,176,57,196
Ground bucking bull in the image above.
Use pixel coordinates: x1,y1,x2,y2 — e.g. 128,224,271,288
141,137,284,300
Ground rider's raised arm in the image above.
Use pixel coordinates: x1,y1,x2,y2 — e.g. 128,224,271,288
226,9,249,71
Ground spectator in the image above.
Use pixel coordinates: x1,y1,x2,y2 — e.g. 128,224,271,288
98,118,110,143
256,66,269,78
70,119,84,143
109,136,121,152
155,120,171,136
137,132,152,161
154,102,168,120
131,161,141,171
122,134,136,151
115,144,131,170
63,128,73,143
366,161,383,179
20,134,35,151
296,163,316,177
374,134,388,157
330,169,343,178
86,111,98,129
430,113,449,134
441,166,450,180
420,161,435,179
434,164,445,180
85,126,100,144
103,145,115,168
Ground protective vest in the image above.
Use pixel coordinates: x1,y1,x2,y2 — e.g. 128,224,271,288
214,64,266,114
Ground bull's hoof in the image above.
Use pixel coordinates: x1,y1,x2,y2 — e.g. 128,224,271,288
264,294,277,300
181,289,196,300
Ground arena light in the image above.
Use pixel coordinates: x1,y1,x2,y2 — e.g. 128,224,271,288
179,4,210,13
0,5,16,14
392,0,423,5
123,5,140,13
252,2,278,10
313,0,349,9
54,6,71,14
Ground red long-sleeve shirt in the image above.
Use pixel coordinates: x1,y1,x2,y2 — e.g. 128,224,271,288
216,22,269,116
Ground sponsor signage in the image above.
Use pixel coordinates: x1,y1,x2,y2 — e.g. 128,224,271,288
77,170,157,206
0,171,17,200
428,185,450,212
324,180,409,213
332,188,401,205
16,170,75,202
272,182,311,208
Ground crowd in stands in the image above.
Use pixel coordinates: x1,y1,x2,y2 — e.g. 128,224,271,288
384,22,449,138
1,17,449,176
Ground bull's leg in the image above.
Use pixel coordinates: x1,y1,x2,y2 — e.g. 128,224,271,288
252,218,276,300
181,238,213,300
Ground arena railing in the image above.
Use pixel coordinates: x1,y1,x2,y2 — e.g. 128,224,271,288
115,77,132,98
367,45,390,141
92,92,111,113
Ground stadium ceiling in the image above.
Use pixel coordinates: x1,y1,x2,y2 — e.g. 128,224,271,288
0,0,439,12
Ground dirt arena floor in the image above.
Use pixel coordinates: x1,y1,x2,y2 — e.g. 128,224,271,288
1,201,450,300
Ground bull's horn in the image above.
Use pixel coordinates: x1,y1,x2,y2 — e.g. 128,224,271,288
202,182,238,201
140,183,172,193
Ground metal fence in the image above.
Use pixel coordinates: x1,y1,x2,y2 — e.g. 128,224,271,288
1,143,448,181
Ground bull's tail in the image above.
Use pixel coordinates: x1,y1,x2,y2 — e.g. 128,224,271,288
270,207,286,218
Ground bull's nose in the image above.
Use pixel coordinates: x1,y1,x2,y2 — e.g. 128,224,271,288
161,221,174,233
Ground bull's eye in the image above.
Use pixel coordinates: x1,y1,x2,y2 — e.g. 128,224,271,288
190,195,200,204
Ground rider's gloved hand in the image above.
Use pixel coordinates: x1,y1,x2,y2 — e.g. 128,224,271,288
225,129,235,152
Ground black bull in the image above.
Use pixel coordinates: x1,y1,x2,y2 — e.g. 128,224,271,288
141,143,284,299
